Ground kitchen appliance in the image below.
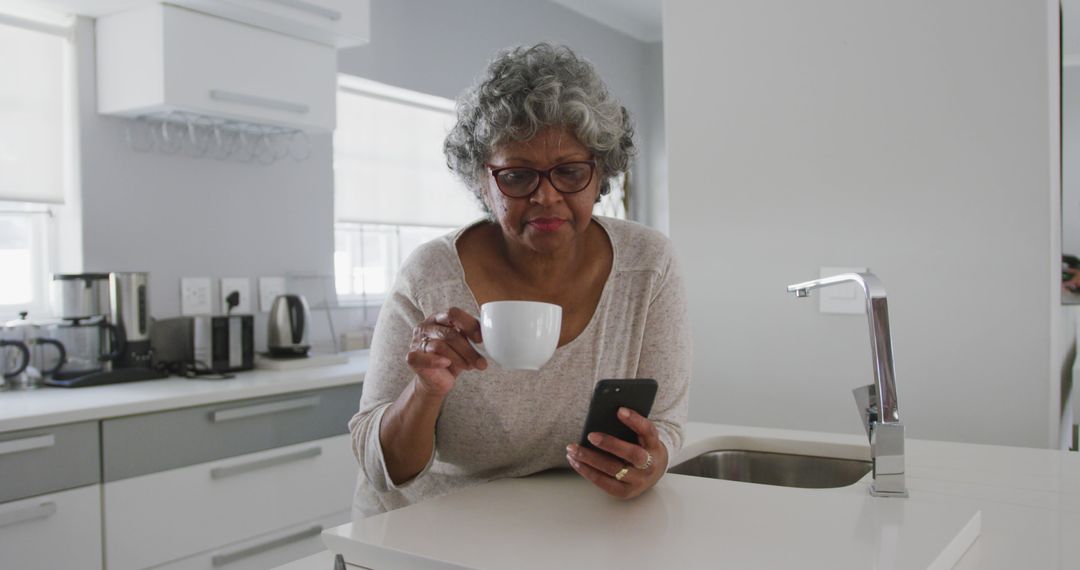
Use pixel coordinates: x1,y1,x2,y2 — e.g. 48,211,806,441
267,294,311,357
52,273,110,319
152,315,254,373
1,313,66,390
45,272,167,387
110,272,153,369
48,317,122,382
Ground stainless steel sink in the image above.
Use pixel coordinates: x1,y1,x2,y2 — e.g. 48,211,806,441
668,450,872,489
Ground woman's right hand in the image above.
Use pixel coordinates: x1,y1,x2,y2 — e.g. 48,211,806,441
406,307,488,397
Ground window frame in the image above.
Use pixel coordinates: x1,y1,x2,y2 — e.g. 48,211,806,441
0,10,77,319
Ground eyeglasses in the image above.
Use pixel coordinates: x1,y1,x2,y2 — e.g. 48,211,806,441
485,160,596,198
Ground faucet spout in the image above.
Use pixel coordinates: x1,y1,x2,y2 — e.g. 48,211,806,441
786,272,907,498
786,273,899,423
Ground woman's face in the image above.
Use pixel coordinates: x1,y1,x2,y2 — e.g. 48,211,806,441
482,126,600,255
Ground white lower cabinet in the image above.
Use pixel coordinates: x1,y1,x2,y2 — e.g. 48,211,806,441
104,434,356,570
156,510,350,570
0,485,103,570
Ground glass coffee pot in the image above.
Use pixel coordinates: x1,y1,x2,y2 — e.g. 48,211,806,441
2,313,67,390
50,316,123,381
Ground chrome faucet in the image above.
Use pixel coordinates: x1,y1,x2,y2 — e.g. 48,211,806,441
786,272,908,498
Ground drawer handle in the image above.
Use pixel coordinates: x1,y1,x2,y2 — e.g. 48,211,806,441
0,502,57,529
255,0,341,21
0,434,55,456
208,90,310,115
211,524,323,567
211,395,320,422
210,446,321,480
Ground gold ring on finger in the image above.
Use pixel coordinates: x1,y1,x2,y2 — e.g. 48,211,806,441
614,467,630,482
637,452,653,470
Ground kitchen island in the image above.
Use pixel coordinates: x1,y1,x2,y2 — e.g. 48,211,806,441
282,422,1079,569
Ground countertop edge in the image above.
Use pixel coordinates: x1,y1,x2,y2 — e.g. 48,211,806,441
0,353,369,432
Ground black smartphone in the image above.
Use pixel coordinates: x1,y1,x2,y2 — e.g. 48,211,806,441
579,378,658,451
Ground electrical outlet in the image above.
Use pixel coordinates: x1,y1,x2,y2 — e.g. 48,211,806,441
259,276,287,312
220,277,252,314
180,277,213,315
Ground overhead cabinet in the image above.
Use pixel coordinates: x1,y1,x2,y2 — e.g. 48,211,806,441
96,3,337,131
175,0,370,48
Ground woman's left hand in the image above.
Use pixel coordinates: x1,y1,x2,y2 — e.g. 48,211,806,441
566,407,668,499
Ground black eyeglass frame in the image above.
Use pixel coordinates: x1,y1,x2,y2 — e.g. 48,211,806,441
484,160,597,198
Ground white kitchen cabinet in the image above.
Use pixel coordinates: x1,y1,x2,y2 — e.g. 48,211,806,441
175,0,370,47
0,485,103,570
96,3,336,131
104,434,356,570
155,510,350,570
40,0,368,47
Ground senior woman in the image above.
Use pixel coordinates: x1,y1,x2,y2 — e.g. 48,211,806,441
349,43,691,519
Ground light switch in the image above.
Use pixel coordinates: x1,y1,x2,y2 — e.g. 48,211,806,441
180,277,212,315
819,266,868,314
259,276,286,312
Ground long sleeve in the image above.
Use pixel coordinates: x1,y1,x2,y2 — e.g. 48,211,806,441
347,262,433,493
634,242,692,458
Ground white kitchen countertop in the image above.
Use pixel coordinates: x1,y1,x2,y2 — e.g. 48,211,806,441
0,351,368,432
297,422,1079,570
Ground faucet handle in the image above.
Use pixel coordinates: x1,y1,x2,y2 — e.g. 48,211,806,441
852,384,876,440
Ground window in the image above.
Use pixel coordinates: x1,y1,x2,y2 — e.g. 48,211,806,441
0,8,75,317
334,76,483,303
333,75,629,303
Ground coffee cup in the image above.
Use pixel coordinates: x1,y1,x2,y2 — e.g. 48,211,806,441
468,301,561,370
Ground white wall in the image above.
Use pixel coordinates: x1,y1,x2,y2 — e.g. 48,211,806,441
73,1,666,349
665,0,1060,447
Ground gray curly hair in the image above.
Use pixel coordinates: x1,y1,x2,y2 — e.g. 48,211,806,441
444,43,635,213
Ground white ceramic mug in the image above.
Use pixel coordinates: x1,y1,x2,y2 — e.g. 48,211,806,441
469,301,562,370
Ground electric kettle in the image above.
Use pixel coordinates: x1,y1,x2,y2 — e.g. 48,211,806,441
267,294,311,357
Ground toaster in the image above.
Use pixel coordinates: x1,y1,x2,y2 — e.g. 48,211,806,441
152,315,254,373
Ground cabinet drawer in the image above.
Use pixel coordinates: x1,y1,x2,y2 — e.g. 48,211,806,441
103,382,361,481
157,510,349,570
0,485,102,570
175,0,370,47
0,421,99,503
104,434,356,570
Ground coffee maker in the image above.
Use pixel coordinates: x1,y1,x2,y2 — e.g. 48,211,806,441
45,272,167,388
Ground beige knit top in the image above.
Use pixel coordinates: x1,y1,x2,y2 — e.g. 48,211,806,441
348,216,692,519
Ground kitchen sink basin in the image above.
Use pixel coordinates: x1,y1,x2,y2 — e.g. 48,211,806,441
668,450,872,489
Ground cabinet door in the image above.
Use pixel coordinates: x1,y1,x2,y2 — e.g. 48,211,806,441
96,4,337,131
164,5,336,131
156,510,349,570
104,434,356,570
0,485,102,570
102,383,361,481
176,0,370,47
0,421,100,503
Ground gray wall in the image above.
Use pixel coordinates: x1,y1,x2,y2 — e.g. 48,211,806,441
73,1,666,349
338,0,667,231
1065,68,1080,256
665,0,1060,447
